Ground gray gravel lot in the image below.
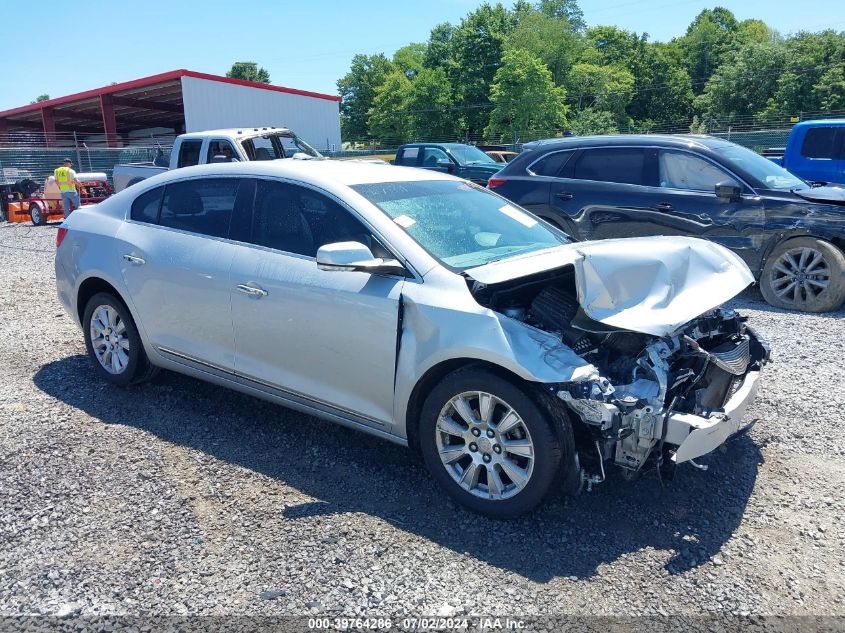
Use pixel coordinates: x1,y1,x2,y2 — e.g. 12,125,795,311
1,221,844,618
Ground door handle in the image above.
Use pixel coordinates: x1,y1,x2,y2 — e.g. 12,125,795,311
555,191,574,201
122,254,145,265
236,283,268,298
654,202,673,211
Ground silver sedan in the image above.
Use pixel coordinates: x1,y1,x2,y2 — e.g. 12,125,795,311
55,159,769,517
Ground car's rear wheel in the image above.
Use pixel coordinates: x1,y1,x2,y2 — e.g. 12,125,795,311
760,238,845,312
419,368,567,518
83,292,156,386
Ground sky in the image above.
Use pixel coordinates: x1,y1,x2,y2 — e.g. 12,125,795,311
0,0,841,112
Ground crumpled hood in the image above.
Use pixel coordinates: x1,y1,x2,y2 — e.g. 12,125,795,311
466,236,754,337
791,186,845,206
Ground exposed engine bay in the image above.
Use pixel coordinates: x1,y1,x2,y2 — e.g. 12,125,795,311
469,265,770,485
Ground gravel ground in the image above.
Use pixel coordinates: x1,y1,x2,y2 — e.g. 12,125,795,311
1,221,844,619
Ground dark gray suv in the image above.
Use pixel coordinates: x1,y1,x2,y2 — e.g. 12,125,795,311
489,135,845,312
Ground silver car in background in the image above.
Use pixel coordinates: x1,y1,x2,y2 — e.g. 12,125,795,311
55,160,769,517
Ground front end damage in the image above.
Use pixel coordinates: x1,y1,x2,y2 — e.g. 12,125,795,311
466,237,771,487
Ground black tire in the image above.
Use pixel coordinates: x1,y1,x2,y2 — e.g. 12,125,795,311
125,178,145,189
760,237,845,312
419,368,569,518
82,292,157,387
30,202,46,226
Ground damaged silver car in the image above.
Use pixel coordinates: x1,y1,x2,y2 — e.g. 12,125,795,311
55,160,770,517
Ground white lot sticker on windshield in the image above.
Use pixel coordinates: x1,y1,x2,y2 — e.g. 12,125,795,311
393,214,416,228
499,204,537,228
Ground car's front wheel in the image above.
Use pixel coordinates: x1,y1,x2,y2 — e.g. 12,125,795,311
419,368,568,518
83,292,156,386
760,237,845,312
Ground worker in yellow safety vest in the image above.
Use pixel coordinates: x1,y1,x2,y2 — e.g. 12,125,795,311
54,158,81,218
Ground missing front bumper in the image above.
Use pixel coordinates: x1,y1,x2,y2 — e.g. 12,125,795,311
665,370,762,464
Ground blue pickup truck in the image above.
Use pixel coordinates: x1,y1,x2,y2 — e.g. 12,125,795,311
767,120,845,186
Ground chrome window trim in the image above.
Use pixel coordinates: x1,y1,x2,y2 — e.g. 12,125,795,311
526,144,757,194
122,173,422,282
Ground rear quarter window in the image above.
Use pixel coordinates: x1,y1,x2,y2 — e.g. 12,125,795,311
529,150,573,176
130,187,163,223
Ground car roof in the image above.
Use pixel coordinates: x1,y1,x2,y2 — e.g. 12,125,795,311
522,134,734,152
179,127,293,141
401,142,476,149
793,119,845,128
137,157,459,188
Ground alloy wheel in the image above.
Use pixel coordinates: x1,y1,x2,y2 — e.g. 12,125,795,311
435,391,535,500
89,305,130,374
769,246,830,305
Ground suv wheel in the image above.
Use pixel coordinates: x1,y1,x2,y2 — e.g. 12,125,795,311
761,238,845,312
83,292,157,386
419,368,568,517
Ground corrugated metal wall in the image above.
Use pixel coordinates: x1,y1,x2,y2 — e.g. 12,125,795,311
180,77,341,151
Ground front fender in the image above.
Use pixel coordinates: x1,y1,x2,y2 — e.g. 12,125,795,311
392,290,597,436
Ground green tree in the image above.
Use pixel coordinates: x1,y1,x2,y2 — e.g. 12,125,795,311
696,40,786,122
337,53,395,139
580,25,644,68
567,63,635,123
423,22,457,70
367,70,412,142
30,94,49,104
407,68,457,140
761,30,845,118
226,62,270,83
486,49,568,140
450,3,518,136
538,0,585,32
507,6,582,84
393,43,427,79
628,42,693,124
678,7,740,93
568,108,619,134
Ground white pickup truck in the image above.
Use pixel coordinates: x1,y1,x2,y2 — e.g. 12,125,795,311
112,127,322,192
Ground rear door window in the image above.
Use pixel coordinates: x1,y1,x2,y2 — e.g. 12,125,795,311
800,127,843,159
572,148,653,186
130,186,163,223
177,140,203,168
159,178,241,238
529,150,573,177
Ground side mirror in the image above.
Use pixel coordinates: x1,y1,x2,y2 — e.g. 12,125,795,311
715,180,742,201
316,241,408,277
436,158,454,173
210,154,231,163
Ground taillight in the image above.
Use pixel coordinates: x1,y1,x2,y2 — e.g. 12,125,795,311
488,177,507,189
56,226,68,248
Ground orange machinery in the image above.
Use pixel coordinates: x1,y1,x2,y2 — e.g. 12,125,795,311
4,172,113,225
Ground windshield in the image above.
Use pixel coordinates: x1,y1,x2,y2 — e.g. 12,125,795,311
241,132,323,160
352,180,569,270
447,145,497,165
713,144,806,190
